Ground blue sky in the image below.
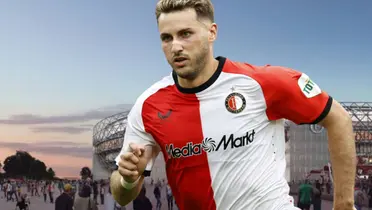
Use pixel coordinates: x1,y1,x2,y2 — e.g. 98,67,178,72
0,0,371,176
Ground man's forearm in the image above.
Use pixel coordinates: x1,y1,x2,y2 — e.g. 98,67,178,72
110,171,144,206
326,116,356,208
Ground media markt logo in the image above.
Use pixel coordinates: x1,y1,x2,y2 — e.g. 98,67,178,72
202,138,216,152
165,130,256,159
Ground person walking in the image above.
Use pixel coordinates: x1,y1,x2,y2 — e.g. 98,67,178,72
73,184,98,210
55,184,73,210
312,182,322,210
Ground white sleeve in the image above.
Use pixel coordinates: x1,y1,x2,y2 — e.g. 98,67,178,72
115,101,159,176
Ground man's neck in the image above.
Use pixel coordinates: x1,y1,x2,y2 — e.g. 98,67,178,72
177,56,219,89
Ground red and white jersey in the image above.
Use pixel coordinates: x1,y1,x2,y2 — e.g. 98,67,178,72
116,57,332,210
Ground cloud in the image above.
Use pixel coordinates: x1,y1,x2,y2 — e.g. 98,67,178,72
0,104,132,125
52,165,83,178
0,141,92,159
32,141,89,146
31,126,91,134
80,124,95,128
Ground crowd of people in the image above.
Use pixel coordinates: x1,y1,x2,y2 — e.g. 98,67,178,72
294,180,324,210
352,177,372,210
0,177,176,210
289,175,372,210
127,179,177,210
0,178,107,210
1,179,61,209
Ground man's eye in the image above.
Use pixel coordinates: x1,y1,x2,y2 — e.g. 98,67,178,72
162,36,172,42
182,31,191,37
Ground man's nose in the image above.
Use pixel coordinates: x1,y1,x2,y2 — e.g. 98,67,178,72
171,40,183,54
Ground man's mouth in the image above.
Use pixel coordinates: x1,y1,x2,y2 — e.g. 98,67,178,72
174,57,187,62
173,57,188,67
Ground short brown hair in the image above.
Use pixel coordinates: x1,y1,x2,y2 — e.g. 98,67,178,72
155,0,214,22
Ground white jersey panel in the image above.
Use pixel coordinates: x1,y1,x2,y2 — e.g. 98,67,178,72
115,75,174,171
273,119,287,177
196,71,298,210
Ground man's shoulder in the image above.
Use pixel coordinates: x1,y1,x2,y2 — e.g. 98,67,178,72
223,59,264,76
55,194,62,201
133,74,175,107
225,59,297,82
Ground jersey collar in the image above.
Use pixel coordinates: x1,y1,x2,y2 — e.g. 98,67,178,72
172,56,226,94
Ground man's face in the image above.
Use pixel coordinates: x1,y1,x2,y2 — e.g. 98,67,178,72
158,8,216,80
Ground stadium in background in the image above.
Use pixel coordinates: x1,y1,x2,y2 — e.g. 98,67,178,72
92,102,372,181
288,102,372,181
92,111,166,181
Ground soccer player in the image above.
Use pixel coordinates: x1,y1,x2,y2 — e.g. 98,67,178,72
110,0,356,209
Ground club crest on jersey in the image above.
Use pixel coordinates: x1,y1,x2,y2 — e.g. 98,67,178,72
225,92,246,114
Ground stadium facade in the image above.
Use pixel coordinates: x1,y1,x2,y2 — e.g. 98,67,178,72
92,111,166,181
92,102,372,181
286,122,330,181
287,102,372,180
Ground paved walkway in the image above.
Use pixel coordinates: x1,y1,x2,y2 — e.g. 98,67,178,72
2,188,367,210
0,194,320,210
0,184,177,210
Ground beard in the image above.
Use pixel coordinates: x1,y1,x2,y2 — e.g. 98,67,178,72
170,42,209,80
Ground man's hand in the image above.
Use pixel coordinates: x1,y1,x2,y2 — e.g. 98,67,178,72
110,143,157,206
117,143,149,183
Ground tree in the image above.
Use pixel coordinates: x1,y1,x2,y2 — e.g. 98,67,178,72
80,166,92,180
29,159,47,180
2,151,54,179
3,151,28,177
47,168,55,179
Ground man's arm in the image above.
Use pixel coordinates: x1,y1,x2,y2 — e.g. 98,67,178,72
319,100,356,209
110,89,161,206
255,66,356,209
